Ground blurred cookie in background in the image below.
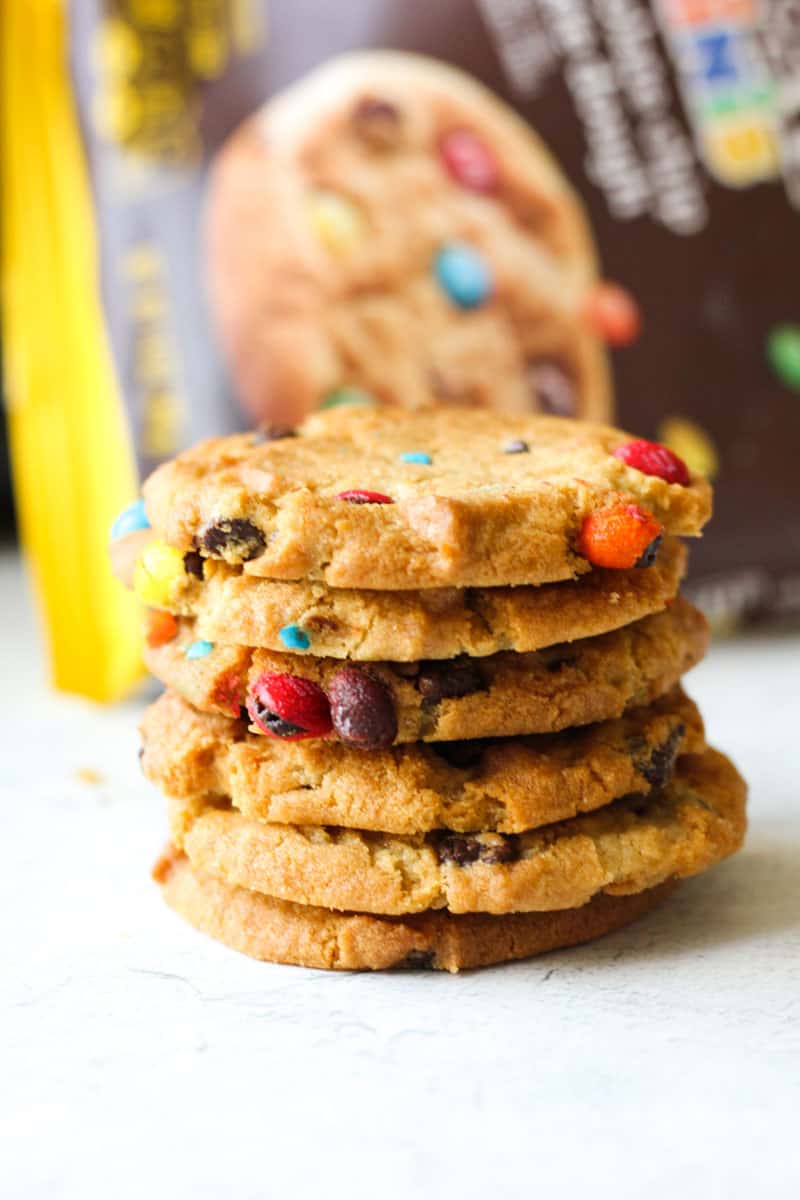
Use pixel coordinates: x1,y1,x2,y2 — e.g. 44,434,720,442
206,52,626,428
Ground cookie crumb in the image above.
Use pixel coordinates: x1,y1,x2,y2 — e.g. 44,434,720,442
75,766,104,786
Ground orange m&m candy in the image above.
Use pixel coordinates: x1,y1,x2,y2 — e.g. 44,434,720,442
144,609,178,648
578,501,663,569
583,282,641,347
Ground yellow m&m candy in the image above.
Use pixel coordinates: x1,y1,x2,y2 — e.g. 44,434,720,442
133,540,186,607
307,191,365,256
657,417,719,480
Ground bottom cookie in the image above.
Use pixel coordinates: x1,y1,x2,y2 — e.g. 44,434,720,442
154,847,679,973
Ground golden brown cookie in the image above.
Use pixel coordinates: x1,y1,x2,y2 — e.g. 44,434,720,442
115,527,686,660
155,848,680,972
141,688,705,835
206,51,612,426
143,599,709,745
141,408,712,589
166,748,746,916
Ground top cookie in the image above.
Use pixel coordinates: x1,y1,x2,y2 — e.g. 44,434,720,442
141,407,711,590
206,51,613,426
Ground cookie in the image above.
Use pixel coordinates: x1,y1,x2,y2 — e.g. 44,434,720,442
165,748,746,916
143,599,709,745
206,51,613,426
155,848,680,972
142,688,705,835
141,408,711,590
114,526,686,660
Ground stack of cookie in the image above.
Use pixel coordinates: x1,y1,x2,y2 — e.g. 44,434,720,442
112,407,746,972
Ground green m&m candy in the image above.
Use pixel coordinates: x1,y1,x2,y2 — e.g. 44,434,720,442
319,387,375,410
767,324,800,391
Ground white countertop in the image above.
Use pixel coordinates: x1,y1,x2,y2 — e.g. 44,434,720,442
3,549,799,1199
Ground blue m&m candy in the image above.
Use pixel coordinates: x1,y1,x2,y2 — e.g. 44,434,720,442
111,498,150,541
399,451,432,465
185,640,214,660
434,243,492,309
278,624,311,651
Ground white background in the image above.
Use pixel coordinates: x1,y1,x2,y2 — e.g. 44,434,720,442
3,551,799,1199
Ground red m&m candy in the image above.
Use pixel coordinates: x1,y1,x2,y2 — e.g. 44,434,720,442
439,129,500,193
211,671,245,718
335,490,394,504
247,672,332,740
613,439,690,486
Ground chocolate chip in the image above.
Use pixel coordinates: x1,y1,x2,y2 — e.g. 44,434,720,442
635,533,663,568
328,666,398,749
636,724,684,789
399,950,436,970
252,424,297,443
434,833,519,866
416,657,485,705
480,839,520,865
351,96,403,149
247,696,306,739
528,359,576,416
200,518,266,563
504,439,529,454
183,550,205,579
430,739,490,768
539,647,577,673
435,834,482,866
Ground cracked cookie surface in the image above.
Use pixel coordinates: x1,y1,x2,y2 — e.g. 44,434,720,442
141,408,711,589
165,748,746,915
142,688,704,834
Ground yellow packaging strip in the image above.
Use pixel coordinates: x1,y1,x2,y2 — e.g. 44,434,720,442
1,0,143,700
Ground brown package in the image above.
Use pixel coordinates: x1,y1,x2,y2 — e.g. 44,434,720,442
74,1,800,627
